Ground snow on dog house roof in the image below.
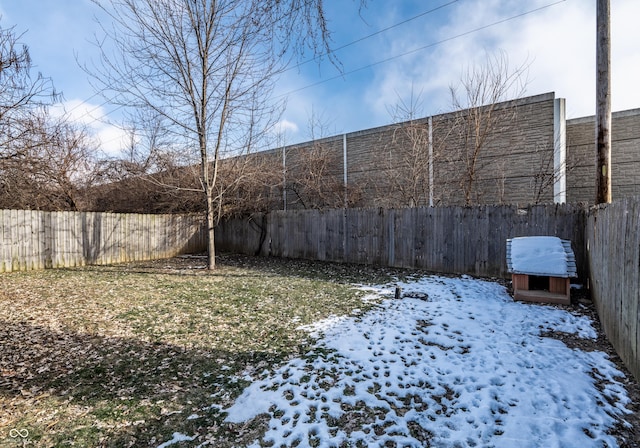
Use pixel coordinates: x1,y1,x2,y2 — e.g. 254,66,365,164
506,236,577,278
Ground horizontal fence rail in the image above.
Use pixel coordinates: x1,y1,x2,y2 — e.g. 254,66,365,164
0,210,206,272
587,198,640,381
216,204,589,280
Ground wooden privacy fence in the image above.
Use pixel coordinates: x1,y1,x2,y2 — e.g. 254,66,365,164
587,197,640,381
216,204,589,280
0,210,206,272
218,199,640,382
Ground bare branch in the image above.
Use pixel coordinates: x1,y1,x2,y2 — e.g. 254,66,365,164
447,51,530,205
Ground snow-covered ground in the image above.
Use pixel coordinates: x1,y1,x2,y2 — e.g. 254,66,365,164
163,275,633,447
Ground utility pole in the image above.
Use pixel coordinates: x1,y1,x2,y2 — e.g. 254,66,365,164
595,0,611,204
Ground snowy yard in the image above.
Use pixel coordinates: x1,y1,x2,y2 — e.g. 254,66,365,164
1,256,636,447
220,275,632,447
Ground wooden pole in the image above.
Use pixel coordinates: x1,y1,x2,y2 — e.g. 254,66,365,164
596,0,612,204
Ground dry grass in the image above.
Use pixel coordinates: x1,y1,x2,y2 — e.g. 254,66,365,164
0,254,402,447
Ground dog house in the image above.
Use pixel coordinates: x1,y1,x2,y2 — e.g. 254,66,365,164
506,236,576,305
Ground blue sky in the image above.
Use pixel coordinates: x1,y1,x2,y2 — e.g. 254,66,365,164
1,0,639,154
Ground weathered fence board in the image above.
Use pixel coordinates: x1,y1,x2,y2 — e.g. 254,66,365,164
0,210,206,273
587,198,640,381
215,204,589,280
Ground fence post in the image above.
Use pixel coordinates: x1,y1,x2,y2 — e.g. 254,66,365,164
343,133,348,208
428,116,434,207
553,98,567,203
387,209,395,267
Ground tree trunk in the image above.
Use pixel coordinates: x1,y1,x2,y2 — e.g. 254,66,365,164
206,190,216,270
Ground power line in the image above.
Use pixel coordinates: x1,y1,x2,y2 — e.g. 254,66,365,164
286,0,460,72
60,1,461,127
63,0,567,133
278,0,567,98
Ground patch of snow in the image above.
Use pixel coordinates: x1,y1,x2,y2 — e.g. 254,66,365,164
186,413,200,420
510,236,571,277
156,432,195,448
224,275,630,447
356,284,393,301
296,314,351,338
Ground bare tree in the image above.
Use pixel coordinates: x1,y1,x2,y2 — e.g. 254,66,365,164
528,135,581,205
448,52,529,205
87,110,207,213
0,22,58,161
90,0,352,269
0,22,101,211
283,110,361,210
0,112,98,211
216,151,283,216
371,89,438,208
285,141,361,209
88,111,285,216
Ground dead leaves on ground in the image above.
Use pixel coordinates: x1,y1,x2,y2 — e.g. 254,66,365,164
0,255,389,447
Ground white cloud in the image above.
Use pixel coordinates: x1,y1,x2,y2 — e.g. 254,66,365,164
361,0,639,123
4,0,638,156
50,99,105,127
95,125,131,157
610,0,640,113
493,1,596,118
273,119,299,135
51,99,130,156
